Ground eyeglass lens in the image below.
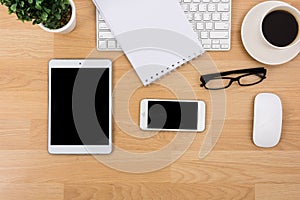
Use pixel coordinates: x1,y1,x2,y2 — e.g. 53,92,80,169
238,73,265,86
205,78,231,89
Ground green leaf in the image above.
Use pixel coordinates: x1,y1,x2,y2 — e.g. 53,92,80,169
35,3,42,10
10,3,17,12
44,8,51,14
55,13,61,20
41,12,48,21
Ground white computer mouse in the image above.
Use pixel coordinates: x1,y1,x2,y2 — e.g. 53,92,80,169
253,93,282,148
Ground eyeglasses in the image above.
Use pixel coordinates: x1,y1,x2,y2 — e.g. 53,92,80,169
200,67,267,90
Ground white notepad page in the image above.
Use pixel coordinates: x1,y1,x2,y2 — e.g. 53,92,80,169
93,0,204,85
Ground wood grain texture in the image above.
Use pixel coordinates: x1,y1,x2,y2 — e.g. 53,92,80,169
64,183,254,200
255,184,300,200
0,0,300,199
0,183,64,200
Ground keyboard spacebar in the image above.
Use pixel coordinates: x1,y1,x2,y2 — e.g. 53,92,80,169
210,32,229,39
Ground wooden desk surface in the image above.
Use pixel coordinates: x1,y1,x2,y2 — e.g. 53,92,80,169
0,0,300,199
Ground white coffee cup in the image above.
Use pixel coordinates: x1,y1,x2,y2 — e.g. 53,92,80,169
259,4,300,50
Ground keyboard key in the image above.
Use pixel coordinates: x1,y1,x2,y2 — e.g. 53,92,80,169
203,13,211,20
117,43,122,48
212,13,221,21
99,32,114,39
217,4,230,12
220,39,229,44
99,22,108,29
215,22,229,30
212,40,220,44
99,41,107,49
201,39,211,44
212,44,220,49
210,32,229,38
206,22,213,29
199,4,207,12
208,4,216,12
190,22,196,29
98,14,103,20
201,32,209,39
221,13,230,20
182,4,189,11
194,13,202,20
221,44,229,49
190,4,198,12
196,22,204,30
203,44,211,49
186,13,193,21
108,41,116,49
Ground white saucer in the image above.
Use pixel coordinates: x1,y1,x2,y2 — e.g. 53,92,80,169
241,1,300,65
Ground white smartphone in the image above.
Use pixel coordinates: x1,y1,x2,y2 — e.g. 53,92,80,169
140,99,206,132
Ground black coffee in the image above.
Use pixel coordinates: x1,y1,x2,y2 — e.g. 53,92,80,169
262,10,299,47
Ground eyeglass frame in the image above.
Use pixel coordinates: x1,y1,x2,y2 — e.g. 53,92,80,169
200,67,267,90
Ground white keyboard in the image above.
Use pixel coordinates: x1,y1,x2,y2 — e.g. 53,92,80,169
96,0,231,51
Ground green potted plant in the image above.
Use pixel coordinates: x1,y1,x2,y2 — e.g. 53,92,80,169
0,0,76,34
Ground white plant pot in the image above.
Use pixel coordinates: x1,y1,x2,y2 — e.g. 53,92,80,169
39,0,76,34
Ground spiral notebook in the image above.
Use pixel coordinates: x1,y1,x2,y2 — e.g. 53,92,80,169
93,0,205,86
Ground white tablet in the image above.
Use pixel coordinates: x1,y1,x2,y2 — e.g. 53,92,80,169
48,59,112,154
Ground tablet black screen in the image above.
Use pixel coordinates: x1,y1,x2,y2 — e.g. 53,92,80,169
51,68,110,145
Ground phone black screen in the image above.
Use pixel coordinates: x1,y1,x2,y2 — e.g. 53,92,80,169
147,101,198,130
50,68,110,145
